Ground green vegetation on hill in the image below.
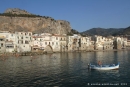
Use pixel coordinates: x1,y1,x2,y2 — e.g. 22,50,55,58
0,13,55,20
123,26,130,34
81,28,124,36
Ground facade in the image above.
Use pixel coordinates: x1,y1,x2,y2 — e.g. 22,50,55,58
0,31,130,53
5,32,16,52
113,37,127,49
59,35,67,52
15,32,32,52
0,36,6,53
103,37,114,50
92,35,114,50
31,35,41,51
92,35,104,50
0,31,15,53
80,36,92,51
67,34,81,51
51,35,61,52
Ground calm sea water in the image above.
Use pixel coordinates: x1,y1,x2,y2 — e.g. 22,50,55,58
0,51,130,87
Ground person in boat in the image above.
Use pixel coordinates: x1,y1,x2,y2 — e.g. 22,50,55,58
88,63,90,69
98,61,102,66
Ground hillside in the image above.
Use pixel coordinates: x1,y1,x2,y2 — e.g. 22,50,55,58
0,8,71,34
81,28,124,36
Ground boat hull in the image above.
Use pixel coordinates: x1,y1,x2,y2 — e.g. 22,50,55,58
89,64,119,70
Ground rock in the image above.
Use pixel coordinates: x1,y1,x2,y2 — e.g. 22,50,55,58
4,8,31,15
0,8,71,34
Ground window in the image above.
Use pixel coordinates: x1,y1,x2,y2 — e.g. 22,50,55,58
56,37,58,40
21,41,23,44
29,33,31,36
45,42,47,45
25,41,29,44
0,39,4,41
52,42,54,45
21,37,23,39
1,43,3,47
56,42,58,45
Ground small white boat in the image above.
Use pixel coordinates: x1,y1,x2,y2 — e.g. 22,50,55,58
88,63,119,70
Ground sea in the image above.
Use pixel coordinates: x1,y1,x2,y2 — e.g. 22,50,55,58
0,50,130,87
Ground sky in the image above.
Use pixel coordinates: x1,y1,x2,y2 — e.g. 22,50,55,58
0,0,130,32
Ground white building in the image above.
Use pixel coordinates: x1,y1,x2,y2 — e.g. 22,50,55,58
15,32,32,52
80,36,92,50
0,31,16,52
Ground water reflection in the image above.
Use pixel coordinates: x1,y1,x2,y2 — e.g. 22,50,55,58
0,51,130,86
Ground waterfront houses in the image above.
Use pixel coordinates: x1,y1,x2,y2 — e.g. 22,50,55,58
0,30,130,53
92,35,114,50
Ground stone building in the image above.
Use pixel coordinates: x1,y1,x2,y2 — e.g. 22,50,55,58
92,35,104,50
15,32,32,52
80,36,92,51
0,36,6,53
59,34,67,52
113,37,121,49
67,34,81,51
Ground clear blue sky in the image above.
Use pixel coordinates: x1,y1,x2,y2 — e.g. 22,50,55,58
0,0,130,32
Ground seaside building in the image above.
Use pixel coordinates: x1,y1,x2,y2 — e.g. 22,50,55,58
113,37,127,49
59,34,67,52
42,33,54,53
92,35,104,50
15,32,32,52
51,34,61,52
0,30,130,53
31,34,42,52
103,36,114,50
67,36,73,51
0,31,16,53
0,35,6,53
67,34,81,51
92,35,114,50
31,33,62,53
80,36,92,51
